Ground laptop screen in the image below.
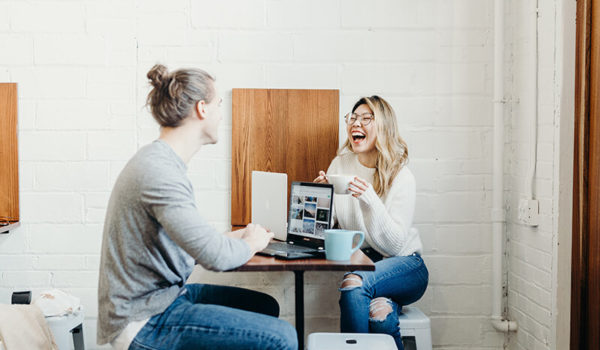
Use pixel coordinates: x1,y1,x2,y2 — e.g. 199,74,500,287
288,182,334,240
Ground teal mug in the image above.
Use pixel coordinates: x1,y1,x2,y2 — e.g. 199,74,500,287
324,229,365,261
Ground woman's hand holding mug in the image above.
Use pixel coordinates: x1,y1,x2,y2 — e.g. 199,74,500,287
313,170,328,184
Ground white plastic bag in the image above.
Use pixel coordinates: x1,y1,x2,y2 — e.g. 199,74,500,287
33,289,81,317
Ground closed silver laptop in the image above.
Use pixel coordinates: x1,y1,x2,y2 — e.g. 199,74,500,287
251,171,288,241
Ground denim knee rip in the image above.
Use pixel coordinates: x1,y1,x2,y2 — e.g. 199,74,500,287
338,274,363,292
368,297,393,322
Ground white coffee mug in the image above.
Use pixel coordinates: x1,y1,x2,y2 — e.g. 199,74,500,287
327,174,354,195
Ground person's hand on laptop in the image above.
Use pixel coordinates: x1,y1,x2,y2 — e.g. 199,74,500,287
242,223,273,254
313,170,328,184
224,227,246,239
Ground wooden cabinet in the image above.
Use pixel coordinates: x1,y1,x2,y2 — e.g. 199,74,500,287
0,83,19,233
231,89,339,229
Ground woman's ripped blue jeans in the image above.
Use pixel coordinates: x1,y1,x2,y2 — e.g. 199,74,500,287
339,253,428,350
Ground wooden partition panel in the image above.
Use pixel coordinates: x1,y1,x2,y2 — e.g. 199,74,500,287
572,0,600,348
231,89,339,228
0,83,19,224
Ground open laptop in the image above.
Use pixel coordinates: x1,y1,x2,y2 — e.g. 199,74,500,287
251,171,334,259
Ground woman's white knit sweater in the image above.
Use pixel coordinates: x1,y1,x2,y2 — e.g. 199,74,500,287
327,152,423,257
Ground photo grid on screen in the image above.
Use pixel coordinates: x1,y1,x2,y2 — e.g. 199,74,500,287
289,185,331,238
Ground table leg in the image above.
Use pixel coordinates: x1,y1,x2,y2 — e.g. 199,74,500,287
294,270,304,350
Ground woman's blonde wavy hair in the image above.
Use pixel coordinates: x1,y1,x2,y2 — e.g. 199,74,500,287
340,95,408,197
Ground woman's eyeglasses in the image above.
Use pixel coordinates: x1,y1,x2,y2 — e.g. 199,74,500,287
344,112,374,126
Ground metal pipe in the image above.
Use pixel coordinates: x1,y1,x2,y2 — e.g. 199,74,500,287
491,0,517,333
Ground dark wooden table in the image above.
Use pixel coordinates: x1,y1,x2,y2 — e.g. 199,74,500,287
231,249,375,349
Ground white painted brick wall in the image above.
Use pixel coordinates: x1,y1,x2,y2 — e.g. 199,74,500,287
87,131,137,161
10,2,86,33
35,162,110,192
190,0,265,29
20,132,86,161
341,0,434,29
505,1,567,350
20,194,83,223
0,34,34,65
0,3,9,32
0,0,569,349
10,67,88,99
14,103,35,139
267,0,339,29
36,101,111,130
27,224,102,255
34,34,108,66
219,31,294,62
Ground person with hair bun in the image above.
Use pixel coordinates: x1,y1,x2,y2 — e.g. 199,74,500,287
98,64,297,350
314,95,428,350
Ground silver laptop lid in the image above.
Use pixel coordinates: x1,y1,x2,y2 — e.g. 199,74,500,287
251,171,288,241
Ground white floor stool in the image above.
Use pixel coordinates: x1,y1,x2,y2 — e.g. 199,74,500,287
45,310,85,350
307,332,396,350
398,306,432,350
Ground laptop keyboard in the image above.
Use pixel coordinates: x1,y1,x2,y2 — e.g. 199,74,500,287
264,242,316,253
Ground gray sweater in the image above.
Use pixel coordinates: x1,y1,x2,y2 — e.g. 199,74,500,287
97,140,252,345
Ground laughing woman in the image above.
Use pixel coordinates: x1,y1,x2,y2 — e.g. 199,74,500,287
314,95,428,350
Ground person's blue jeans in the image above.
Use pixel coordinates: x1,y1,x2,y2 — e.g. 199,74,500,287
129,283,297,350
339,253,428,350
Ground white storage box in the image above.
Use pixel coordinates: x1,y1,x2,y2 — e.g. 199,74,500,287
307,332,396,350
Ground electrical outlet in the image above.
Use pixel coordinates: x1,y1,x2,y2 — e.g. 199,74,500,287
518,199,539,226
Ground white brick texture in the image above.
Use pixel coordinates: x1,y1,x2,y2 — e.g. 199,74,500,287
505,1,567,350
10,2,85,33
10,67,87,99
0,1,569,349
267,0,339,29
36,100,111,131
0,3,9,32
190,0,264,29
0,34,34,65
34,34,108,66
19,131,86,161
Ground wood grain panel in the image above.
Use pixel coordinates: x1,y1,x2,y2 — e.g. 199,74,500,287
0,83,18,224
571,1,591,348
231,89,254,225
231,89,339,227
254,90,288,174
572,0,600,348
586,0,600,346
286,91,339,183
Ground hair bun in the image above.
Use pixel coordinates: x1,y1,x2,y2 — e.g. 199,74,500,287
145,65,215,128
147,64,170,89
